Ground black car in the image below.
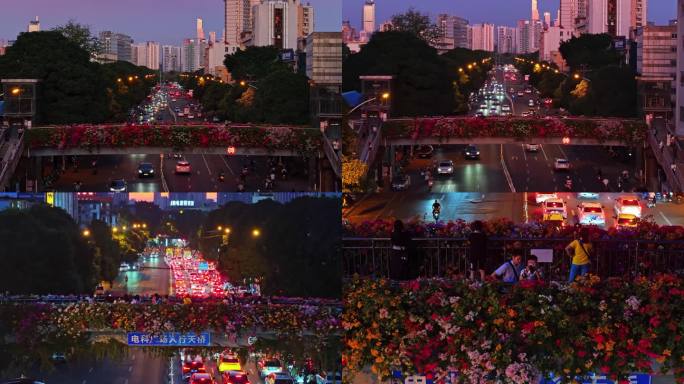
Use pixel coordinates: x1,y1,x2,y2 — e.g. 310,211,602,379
137,162,155,178
416,145,434,158
391,174,411,191
463,145,480,160
109,179,127,192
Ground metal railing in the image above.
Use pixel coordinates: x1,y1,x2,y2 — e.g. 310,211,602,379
343,237,684,280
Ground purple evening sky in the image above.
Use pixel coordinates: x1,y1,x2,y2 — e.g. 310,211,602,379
343,0,676,30
0,0,341,44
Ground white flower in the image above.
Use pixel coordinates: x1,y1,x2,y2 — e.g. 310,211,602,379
626,295,641,311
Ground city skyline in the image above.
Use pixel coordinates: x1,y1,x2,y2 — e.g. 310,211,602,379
0,0,341,44
343,0,675,30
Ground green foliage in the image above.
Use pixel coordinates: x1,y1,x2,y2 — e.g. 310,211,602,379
52,20,103,57
181,49,310,124
100,61,156,121
0,205,97,294
199,197,340,298
255,70,310,124
0,31,108,124
389,8,442,45
343,31,455,116
559,33,622,70
223,46,290,81
89,220,122,284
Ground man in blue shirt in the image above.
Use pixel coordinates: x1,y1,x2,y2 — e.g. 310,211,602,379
491,254,523,283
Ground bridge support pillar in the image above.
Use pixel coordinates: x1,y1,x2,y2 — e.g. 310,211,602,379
32,156,42,192
644,147,662,191
308,157,317,191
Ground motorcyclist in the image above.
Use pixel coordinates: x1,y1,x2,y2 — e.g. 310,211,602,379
432,200,441,214
564,176,572,190
219,171,225,181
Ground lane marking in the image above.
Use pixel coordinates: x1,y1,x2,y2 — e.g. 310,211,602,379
540,144,549,161
219,155,236,176
521,145,527,161
159,154,169,193
500,144,516,192
659,211,673,225
201,154,212,176
128,365,133,372
523,191,529,223
89,367,93,373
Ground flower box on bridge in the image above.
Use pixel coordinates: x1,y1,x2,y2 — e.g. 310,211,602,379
24,123,323,157
382,117,648,146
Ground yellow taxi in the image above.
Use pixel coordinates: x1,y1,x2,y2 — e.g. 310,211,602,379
217,352,242,373
615,213,638,229
543,212,565,228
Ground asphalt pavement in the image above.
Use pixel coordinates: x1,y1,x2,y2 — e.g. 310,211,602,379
109,256,171,296
344,192,684,228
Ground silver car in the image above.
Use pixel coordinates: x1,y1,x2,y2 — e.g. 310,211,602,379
436,160,454,175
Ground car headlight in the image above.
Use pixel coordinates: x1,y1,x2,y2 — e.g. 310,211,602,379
150,169,154,173
476,152,480,155
138,170,142,173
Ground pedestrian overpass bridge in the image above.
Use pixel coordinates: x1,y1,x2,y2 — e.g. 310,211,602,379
0,300,341,348
380,116,648,146
24,123,323,157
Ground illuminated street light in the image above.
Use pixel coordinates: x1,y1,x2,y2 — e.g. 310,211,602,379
117,78,122,83
252,229,261,237
128,76,134,82
10,87,20,95
142,223,147,229
573,73,581,80
112,227,119,233
217,225,223,231
82,229,90,237
458,68,463,72
467,64,473,70
381,92,390,100
224,228,231,234
122,225,127,231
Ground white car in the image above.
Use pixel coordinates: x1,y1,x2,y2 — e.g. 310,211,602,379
501,105,511,111
524,144,540,152
436,160,455,175
614,196,642,218
535,193,558,204
528,99,535,107
554,158,570,171
576,202,606,226
542,198,567,219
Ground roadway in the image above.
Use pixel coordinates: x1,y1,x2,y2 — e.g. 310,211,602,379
391,65,638,193
343,192,684,228
109,255,171,296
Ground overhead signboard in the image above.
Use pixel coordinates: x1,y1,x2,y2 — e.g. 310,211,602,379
127,332,211,347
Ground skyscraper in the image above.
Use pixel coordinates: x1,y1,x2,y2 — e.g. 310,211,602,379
544,12,552,28
145,41,160,70
98,31,133,62
363,0,375,34
532,0,540,21
298,2,315,38
162,45,181,72
27,16,40,32
496,26,517,53
225,0,251,51
469,23,495,52
197,18,205,41
253,0,299,50
436,14,469,50
586,0,632,37
560,0,579,29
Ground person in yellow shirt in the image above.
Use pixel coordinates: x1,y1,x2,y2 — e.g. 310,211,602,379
565,229,592,282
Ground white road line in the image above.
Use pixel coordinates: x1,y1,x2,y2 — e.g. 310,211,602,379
159,155,169,193
219,155,236,176
521,144,527,161
659,211,673,225
128,365,133,372
500,144,516,192
523,192,529,223
540,144,549,161
201,154,212,176
89,367,93,373
556,144,569,159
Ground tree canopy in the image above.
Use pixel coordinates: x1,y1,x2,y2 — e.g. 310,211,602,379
559,33,622,70
344,31,492,116
0,31,108,124
52,20,103,58
388,8,442,45
199,197,340,298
